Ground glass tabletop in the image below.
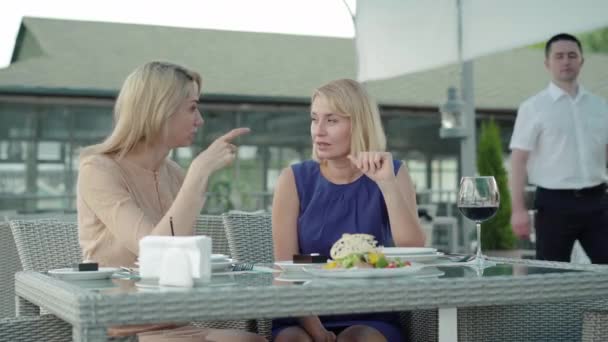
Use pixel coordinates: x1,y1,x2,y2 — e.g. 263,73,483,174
437,262,582,278
50,261,585,296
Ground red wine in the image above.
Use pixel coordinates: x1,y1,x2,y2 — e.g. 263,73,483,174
459,206,498,222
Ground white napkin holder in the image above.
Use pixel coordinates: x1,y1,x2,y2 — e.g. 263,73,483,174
139,236,212,284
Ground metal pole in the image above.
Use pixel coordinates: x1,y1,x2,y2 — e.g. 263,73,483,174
461,61,476,178
457,0,477,252
456,0,476,177
461,61,477,251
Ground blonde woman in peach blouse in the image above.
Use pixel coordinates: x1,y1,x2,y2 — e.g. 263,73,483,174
77,61,264,341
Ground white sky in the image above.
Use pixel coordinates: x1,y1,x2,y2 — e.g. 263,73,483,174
0,0,356,68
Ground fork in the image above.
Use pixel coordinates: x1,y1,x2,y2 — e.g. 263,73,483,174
231,262,254,272
443,254,476,263
455,255,476,263
120,266,138,273
115,266,140,278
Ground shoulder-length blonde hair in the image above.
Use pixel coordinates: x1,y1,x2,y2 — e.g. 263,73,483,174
81,61,202,159
311,79,386,161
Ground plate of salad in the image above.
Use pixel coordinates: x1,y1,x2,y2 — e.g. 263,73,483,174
303,233,424,278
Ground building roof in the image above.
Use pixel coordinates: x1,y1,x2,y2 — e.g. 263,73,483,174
1,17,607,111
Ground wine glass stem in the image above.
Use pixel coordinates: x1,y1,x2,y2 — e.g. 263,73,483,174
476,222,483,263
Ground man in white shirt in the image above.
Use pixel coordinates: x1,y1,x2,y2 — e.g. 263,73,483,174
509,33,608,263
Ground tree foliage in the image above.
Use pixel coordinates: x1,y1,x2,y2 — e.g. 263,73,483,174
529,27,608,54
477,119,516,250
580,28,608,53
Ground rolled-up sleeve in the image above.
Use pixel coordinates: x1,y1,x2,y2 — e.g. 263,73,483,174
509,101,540,151
78,158,155,255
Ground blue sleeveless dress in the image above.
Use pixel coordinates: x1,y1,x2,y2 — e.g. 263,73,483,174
272,160,404,342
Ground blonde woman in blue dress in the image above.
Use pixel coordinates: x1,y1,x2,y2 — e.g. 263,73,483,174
271,79,425,342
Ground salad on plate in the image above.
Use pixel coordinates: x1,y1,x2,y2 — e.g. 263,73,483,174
323,233,412,270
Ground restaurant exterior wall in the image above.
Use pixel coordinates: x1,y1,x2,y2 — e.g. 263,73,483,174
0,95,515,215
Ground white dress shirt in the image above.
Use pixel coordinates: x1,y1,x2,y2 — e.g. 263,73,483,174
509,82,608,189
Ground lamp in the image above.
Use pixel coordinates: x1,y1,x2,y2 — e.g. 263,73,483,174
439,87,467,139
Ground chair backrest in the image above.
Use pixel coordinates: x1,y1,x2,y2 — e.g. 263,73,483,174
0,316,72,342
222,212,273,263
4,212,77,222
0,221,22,318
194,215,230,256
9,219,82,271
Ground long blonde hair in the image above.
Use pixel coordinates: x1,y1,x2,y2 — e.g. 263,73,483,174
81,61,201,159
311,79,386,161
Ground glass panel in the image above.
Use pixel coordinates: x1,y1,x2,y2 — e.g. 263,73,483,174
38,141,62,161
0,106,30,211
404,153,427,190
0,140,27,161
39,108,70,140
430,157,458,203
36,162,69,211
0,103,35,139
0,163,26,193
197,110,236,213
72,106,113,142
238,145,265,211
174,147,194,166
0,101,475,214
440,158,458,202
200,109,312,213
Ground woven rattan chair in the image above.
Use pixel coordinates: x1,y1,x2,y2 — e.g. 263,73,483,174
0,221,22,318
582,310,608,342
10,219,82,273
222,212,273,264
7,218,102,340
221,212,273,339
1,214,76,318
9,217,254,340
192,214,256,333
0,315,72,342
403,310,438,342
194,214,231,256
457,299,608,342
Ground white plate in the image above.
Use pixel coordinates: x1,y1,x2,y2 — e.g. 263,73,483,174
385,253,444,262
274,260,325,272
303,263,424,278
135,277,237,289
379,247,437,255
212,259,234,271
211,254,229,261
48,267,119,280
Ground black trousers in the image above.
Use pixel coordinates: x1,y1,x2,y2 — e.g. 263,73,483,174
534,184,608,264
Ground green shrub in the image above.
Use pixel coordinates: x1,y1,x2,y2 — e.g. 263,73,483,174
477,119,516,250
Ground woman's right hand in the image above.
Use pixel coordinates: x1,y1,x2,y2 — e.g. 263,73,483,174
192,127,250,175
299,316,336,342
311,329,336,342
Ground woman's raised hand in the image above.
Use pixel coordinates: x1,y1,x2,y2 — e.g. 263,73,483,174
193,127,250,174
347,151,395,184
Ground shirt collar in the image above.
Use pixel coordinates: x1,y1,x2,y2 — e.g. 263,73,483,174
548,82,587,103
